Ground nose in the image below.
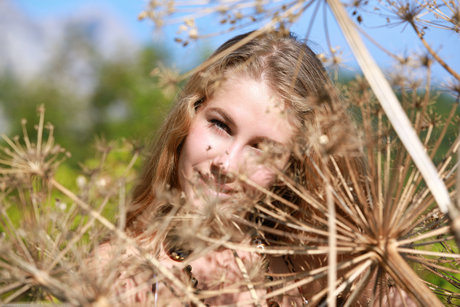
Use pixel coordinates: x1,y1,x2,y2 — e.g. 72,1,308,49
210,144,241,184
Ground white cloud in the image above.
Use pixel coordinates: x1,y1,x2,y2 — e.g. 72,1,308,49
0,0,139,85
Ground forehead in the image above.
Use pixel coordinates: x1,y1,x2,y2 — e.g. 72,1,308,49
203,74,294,144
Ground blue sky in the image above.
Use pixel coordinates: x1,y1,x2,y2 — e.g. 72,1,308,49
16,0,153,41
14,0,460,83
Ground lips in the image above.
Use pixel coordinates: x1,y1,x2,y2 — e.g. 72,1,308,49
197,171,236,196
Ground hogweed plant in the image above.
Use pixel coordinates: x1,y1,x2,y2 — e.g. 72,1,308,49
1,1,459,306
137,1,460,304
0,106,143,305
0,69,458,306
140,0,459,81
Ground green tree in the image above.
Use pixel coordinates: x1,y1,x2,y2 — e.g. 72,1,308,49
0,40,172,168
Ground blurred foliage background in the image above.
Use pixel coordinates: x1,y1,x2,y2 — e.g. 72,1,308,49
0,42,171,169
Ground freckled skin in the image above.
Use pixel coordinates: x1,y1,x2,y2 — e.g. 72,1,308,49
178,74,294,207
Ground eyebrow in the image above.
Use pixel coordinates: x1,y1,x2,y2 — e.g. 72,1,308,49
208,107,236,128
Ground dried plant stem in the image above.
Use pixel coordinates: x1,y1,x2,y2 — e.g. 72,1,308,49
356,24,402,62
326,183,337,307
0,206,35,265
409,22,460,82
423,265,460,289
36,105,44,157
327,0,458,239
383,242,443,306
274,169,368,240
264,252,373,300
179,1,305,82
311,259,373,305
118,181,127,230
0,281,25,296
457,142,460,248
430,103,458,160
406,255,460,275
232,250,261,307
3,285,31,304
50,178,119,234
9,254,80,304
49,178,206,307
47,193,111,270
396,225,451,246
397,248,460,258
343,262,375,307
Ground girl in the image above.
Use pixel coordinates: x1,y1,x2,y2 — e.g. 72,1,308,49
94,30,366,306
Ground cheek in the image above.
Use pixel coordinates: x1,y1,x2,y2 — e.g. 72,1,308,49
245,166,276,188
240,152,290,189
178,119,217,173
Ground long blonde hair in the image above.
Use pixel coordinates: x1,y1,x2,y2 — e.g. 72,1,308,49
126,30,339,232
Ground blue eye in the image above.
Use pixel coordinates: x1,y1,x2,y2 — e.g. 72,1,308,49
210,119,231,135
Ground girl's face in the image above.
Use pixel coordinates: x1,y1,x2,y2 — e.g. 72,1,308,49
178,74,294,206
